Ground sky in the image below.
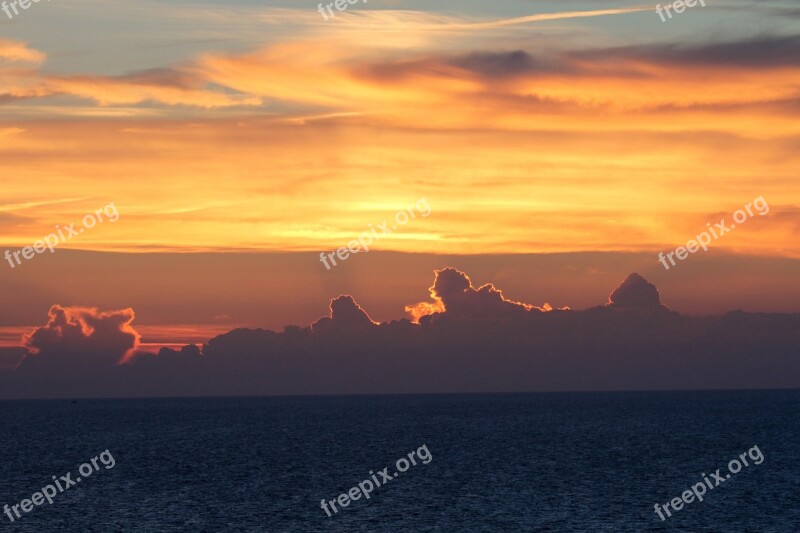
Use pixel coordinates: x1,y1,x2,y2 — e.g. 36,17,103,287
1,0,799,355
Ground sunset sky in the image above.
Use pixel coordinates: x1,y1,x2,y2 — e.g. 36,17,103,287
1,0,799,349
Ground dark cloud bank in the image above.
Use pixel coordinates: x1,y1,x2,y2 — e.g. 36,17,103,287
1,269,798,399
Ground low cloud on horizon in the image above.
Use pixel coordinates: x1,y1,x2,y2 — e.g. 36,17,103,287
1,268,798,399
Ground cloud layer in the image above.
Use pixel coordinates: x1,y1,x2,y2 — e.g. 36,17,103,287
1,269,798,398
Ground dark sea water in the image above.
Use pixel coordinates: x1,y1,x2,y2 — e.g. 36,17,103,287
0,390,798,532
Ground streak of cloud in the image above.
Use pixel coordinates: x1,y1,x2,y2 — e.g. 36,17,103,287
447,6,651,30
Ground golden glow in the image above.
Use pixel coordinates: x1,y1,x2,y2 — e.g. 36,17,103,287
1,9,798,258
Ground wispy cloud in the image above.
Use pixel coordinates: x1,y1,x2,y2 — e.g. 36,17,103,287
0,40,45,63
0,197,91,213
447,6,651,30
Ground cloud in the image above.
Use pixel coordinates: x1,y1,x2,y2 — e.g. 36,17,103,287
47,68,263,108
312,295,379,333
446,7,650,30
1,270,799,399
0,40,45,64
0,26,798,155
606,273,669,311
577,35,800,70
447,50,568,79
405,267,549,322
0,51,261,108
20,305,141,370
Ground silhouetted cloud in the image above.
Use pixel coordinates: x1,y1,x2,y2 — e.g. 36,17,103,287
606,273,669,311
19,305,141,371
312,296,378,334
406,267,547,322
1,270,798,399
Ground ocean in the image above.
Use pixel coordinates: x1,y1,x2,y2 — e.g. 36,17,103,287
1,390,797,531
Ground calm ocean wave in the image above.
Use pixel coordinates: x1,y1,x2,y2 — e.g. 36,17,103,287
1,390,798,532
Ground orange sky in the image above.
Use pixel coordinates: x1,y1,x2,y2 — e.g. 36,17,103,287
1,5,799,257
1,1,799,347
